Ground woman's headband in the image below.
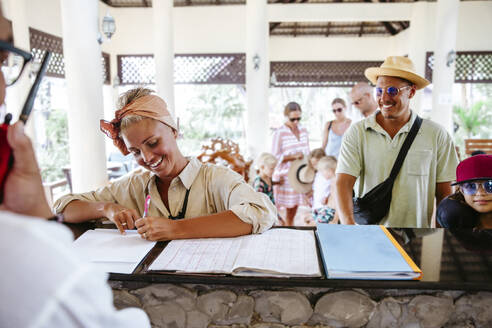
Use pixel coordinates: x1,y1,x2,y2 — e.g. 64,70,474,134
100,94,177,155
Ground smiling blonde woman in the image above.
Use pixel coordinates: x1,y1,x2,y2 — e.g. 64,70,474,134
54,88,276,241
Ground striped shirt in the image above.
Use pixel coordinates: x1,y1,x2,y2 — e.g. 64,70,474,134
271,124,310,208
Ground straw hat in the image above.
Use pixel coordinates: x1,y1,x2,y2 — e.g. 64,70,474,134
288,158,315,194
451,154,492,186
365,56,430,90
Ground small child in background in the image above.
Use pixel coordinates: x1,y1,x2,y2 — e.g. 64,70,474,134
308,148,326,172
253,152,278,206
311,156,339,224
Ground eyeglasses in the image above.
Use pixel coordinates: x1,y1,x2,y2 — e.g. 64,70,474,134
375,85,412,98
332,107,344,114
0,40,33,86
289,117,301,122
460,180,492,195
351,97,363,106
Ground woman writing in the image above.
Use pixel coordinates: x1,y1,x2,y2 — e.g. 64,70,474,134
54,88,276,241
271,102,310,226
321,98,351,158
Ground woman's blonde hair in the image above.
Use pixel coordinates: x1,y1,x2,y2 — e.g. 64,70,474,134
308,148,326,161
256,152,277,169
283,102,302,116
118,87,155,133
317,156,337,172
331,98,346,108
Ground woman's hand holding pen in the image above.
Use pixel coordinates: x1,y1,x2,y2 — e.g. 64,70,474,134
135,216,175,241
104,203,137,234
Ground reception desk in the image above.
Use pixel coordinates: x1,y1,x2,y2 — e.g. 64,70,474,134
69,223,492,328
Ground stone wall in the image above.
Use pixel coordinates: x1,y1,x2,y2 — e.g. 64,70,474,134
110,282,492,328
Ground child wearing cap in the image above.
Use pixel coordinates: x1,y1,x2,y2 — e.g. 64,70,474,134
437,154,492,230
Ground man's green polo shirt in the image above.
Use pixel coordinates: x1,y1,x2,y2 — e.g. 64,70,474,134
336,110,459,228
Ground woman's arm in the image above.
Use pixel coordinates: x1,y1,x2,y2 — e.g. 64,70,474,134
63,200,139,234
321,121,330,150
135,210,252,241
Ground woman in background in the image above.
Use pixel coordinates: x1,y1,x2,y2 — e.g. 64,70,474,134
321,98,351,158
271,102,310,226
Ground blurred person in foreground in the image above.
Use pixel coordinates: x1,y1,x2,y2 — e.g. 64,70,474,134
0,6,150,327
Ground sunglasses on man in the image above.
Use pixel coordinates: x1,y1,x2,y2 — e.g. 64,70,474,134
375,85,412,98
289,117,301,122
0,40,33,86
460,180,492,195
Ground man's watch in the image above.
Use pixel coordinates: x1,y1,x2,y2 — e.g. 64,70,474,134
47,213,65,223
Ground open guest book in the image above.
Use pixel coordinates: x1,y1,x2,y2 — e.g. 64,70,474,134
72,229,156,274
148,228,322,277
316,224,422,280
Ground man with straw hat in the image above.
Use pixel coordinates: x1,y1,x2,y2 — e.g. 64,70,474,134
335,56,459,228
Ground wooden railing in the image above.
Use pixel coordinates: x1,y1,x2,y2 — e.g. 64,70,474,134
464,139,492,156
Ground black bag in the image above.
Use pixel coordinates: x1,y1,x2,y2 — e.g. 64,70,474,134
353,116,423,225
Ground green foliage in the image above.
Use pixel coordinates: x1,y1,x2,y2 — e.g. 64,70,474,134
178,85,246,155
453,101,492,138
38,108,70,183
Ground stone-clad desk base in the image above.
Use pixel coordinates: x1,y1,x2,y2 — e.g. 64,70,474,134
68,223,492,327
109,277,492,328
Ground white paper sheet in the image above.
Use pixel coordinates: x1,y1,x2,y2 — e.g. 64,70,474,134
73,229,156,273
149,229,321,277
233,229,321,277
149,236,243,273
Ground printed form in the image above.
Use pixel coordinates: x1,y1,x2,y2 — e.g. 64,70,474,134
149,229,321,277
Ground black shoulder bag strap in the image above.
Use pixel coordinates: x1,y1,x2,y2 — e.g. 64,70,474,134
328,121,333,131
388,115,423,182
169,188,191,220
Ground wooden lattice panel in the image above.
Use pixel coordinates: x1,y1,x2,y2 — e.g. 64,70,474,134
117,54,156,85
426,51,492,84
270,61,383,87
29,28,111,83
117,54,245,85
102,52,111,85
29,28,65,78
175,54,245,84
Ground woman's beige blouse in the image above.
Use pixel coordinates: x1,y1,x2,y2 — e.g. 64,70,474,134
53,157,276,233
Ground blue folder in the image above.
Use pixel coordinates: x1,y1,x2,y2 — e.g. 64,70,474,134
316,224,422,280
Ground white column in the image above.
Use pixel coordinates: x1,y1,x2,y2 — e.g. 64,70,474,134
246,0,269,158
407,1,431,116
60,0,107,192
420,230,444,281
430,0,460,134
152,0,175,116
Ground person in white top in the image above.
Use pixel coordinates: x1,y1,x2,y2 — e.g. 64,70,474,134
0,6,150,327
311,156,339,224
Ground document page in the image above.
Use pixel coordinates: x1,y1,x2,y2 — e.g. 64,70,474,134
73,229,156,273
149,236,244,273
149,229,321,277
233,229,321,277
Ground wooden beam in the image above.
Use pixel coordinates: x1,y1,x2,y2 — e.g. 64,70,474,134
294,22,298,37
325,22,330,37
358,22,364,37
381,21,398,35
270,22,282,33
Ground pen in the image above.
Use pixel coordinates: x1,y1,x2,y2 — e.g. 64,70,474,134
19,51,51,124
143,194,151,218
